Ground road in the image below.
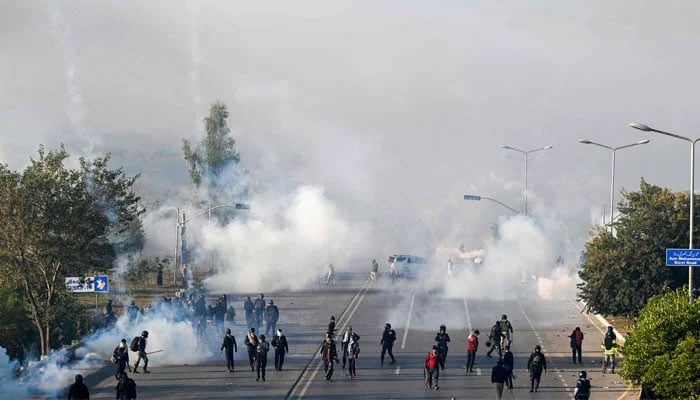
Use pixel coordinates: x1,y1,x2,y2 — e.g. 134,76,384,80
86,272,635,399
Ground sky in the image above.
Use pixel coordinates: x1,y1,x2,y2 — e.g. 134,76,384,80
2,1,700,272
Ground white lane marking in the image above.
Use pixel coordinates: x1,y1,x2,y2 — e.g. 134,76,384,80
297,279,373,399
463,298,472,331
401,293,415,349
476,368,482,376
395,367,400,375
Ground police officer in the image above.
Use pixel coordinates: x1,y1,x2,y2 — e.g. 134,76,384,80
67,374,90,400
133,331,149,374
245,328,259,371
220,328,238,372
527,345,547,393
255,334,270,382
434,325,450,370
574,370,591,400
244,296,254,329
271,328,289,371
380,323,397,365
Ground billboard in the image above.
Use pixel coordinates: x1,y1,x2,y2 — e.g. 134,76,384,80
65,275,109,293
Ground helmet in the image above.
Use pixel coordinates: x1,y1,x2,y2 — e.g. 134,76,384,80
439,325,446,332
226,328,231,334
502,314,507,320
250,327,255,333
269,300,274,305
75,374,83,382
260,334,265,340
385,323,391,329
579,371,587,378
142,330,149,338
535,345,541,351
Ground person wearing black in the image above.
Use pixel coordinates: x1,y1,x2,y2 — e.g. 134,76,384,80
245,327,259,371
527,345,547,393
327,315,336,334
380,323,397,365
132,330,149,374
491,359,510,400
271,328,289,371
434,325,450,370
265,300,280,336
574,370,591,400
486,320,503,359
502,345,514,389
255,334,270,382
115,372,137,400
341,326,360,371
244,296,254,329
320,334,339,381
220,328,238,372
67,374,90,400
348,335,360,379
112,339,131,377
254,294,266,330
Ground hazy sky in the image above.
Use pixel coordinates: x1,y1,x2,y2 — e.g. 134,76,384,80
3,1,700,255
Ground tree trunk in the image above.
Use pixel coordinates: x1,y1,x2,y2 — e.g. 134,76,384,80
44,324,50,358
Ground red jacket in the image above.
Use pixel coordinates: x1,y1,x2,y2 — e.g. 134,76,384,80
467,333,479,351
425,351,440,369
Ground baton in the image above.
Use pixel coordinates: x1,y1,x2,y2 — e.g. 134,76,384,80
147,350,164,355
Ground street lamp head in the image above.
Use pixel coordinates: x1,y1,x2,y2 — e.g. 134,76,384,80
630,122,652,132
543,145,554,150
464,195,481,201
578,139,593,144
636,139,650,145
501,145,512,150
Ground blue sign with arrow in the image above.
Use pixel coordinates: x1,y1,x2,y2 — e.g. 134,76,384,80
666,249,700,267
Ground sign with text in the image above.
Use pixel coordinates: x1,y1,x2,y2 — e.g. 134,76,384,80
65,276,109,293
666,249,700,266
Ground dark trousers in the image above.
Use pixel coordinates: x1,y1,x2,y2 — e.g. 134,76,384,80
341,343,349,369
256,355,267,380
248,350,256,370
438,347,448,369
425,367,439,388
572,344,582,363
487,341,502,358
246,312,253,329
466,350,477,371
348,357,357,378
381,343,395,363
325,358,335,380
275,351,286,370
225,350,234,371
266,321,277,336
530,369,543,390
505,366,513,388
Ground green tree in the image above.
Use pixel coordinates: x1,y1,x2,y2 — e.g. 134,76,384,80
0,145,142,357
0,284,36,360
182,100,241,189
578,179,689,317
620,288,700,398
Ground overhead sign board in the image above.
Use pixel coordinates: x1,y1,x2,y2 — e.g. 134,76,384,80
65,276,109,293
666,249,700,266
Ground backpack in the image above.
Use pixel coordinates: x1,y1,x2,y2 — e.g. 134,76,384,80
604,333,615,350
130,336,140,352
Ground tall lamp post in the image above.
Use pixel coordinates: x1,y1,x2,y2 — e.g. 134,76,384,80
175,203,251,283
464,194,519,214
630,122,699,302
501,145,554,216
578,138,649,231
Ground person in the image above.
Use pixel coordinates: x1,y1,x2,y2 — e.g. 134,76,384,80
320,333,339,381
341,326,360,371
254,294,266,330
66,374,90,400
446,258,454,279
221,328,238,372
271,328,289,371
569,326,584,364
255,334,270,382
105,299,114,316
370,259,379,281
466,329,480,373
434,325,450,370
115,372,137,400
527,344,547,392
389,259,398,283
326,263,336,285
491,359,510,400
499,314,514,347
502,344,514,389
226,305,236,326
380,323,397,365
348,333,360,379
126,301,138,322
573,370,591,400
244,296,254,329
132,330,150,374
265,300,280,337
601,326,619,374
486,320,503,359
424,345,441,391
327,315,336,334
245,327,259,372
113,339,131,377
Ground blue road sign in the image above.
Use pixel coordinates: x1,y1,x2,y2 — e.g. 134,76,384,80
666,249,700,266
93,275,109,293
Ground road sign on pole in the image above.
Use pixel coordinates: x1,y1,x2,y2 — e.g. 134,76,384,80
666,249,700,266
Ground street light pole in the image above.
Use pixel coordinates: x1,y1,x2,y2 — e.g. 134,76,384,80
578,139,649,231
630,122,698,302
464,194,519,214
501,145,554,216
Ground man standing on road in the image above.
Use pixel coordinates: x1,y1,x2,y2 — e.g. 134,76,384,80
380,323,397,365
271,328,289,371
244,296,254,329
254,294,266,330
113,339,131,377
265,300,279,336
245,327,259,371
499,314,513,347
424,345,441,391
502,344,514,389
341,326,360,371
132,330,150,374
434,325,450,370
66,374,90,400
255,334,270,382
574,370,591,400
220,328,238,372
321,333,339,381
491,359,509,400
601,326,619,374
569,326,584,364
466,329,479,373
527,345,547,393
486,320,503,359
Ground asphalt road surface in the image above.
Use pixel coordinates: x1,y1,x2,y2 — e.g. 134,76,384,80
87,273,635,399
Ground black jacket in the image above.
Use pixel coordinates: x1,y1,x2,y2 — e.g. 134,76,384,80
221,334,237,352
491,364,510,384
435,332,450,349
67,382,90,400
272,335,289,353
381,329,396,345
